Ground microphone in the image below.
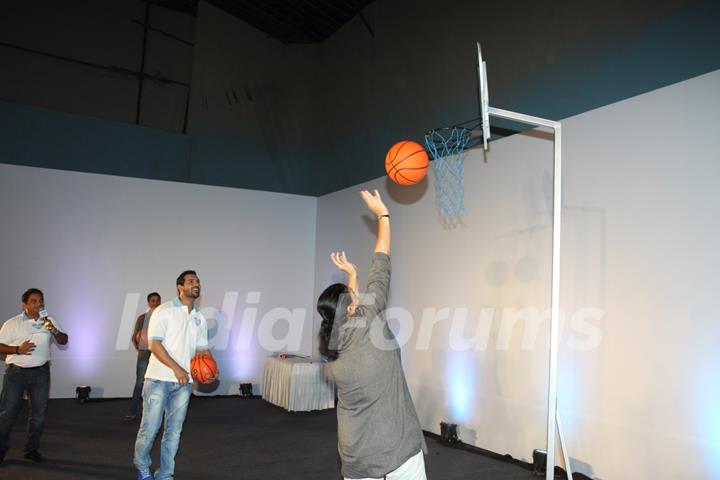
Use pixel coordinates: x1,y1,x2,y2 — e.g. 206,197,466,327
40,309,59,334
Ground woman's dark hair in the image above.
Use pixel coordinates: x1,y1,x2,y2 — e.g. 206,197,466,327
317,283,352,361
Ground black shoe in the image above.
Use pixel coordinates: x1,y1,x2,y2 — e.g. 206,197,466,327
23,450,44,462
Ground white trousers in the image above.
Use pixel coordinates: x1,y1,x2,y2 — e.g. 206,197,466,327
345,450,426,480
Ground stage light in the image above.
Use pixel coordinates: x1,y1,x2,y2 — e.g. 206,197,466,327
533,448,547,474
239,383,253,398
75,386,91,403
440,422,459,445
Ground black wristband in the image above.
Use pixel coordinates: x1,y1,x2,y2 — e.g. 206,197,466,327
377,214,390,220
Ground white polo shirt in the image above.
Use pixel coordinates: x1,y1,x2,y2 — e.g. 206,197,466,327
145,297,208,383
0,313,66,368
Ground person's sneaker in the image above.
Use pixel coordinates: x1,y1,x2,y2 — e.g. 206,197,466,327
23,450,44,462
137,469,154,480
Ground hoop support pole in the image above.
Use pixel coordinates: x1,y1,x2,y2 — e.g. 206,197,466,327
487,106,569,480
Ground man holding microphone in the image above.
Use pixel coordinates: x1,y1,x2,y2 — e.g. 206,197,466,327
0,288,68,464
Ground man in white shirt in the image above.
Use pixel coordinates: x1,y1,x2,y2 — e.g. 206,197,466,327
0,288,68,465
133,270,218,480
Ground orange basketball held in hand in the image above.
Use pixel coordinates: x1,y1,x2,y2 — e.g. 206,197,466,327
190,354,218,383
385,140,429,186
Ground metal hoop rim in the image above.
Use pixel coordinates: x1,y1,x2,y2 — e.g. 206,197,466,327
425,125,473,137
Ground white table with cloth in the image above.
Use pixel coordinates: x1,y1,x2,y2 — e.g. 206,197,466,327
261,356,336,411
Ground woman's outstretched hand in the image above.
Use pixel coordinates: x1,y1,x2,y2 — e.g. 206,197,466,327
360,190,389,217
331,251,358,297
331,251,357,277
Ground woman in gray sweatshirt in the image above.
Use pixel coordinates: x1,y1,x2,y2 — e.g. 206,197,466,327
317,189,427,480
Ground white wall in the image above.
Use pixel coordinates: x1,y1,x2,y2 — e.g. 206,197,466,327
314,70,720,479
0,163,317,398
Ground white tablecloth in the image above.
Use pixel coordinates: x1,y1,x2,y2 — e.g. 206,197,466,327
262,356,335,411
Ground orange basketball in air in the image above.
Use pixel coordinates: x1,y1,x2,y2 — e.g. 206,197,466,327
385,140,429,186
190,354,217,383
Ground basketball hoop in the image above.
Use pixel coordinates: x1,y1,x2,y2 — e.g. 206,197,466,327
423,43,491,223
424,126,472,222
424,42,570,480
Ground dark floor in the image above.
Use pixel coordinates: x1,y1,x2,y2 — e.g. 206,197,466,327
0,397,538,479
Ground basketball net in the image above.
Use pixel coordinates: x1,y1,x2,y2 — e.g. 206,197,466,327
424,126,471,223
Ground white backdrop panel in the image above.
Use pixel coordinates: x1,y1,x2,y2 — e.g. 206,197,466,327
0,164,317,398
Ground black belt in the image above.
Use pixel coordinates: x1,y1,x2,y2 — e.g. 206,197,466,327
7,362,48,370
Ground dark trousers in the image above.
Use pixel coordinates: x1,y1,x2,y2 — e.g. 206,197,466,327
0,362,50,455
129,350,151,415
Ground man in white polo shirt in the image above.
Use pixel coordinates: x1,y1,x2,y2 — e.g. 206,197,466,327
0,288,68,465
133,270,218,480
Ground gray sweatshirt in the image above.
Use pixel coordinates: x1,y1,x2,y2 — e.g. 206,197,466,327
330,252,427,479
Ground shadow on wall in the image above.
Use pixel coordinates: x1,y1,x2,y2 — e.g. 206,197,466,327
414,381,439,434
460,426,478,446
384,174,430,205
570,458,599,479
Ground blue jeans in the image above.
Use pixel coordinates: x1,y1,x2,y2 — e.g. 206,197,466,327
0,363,50,455
129,350,151,415
133,379,191,480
